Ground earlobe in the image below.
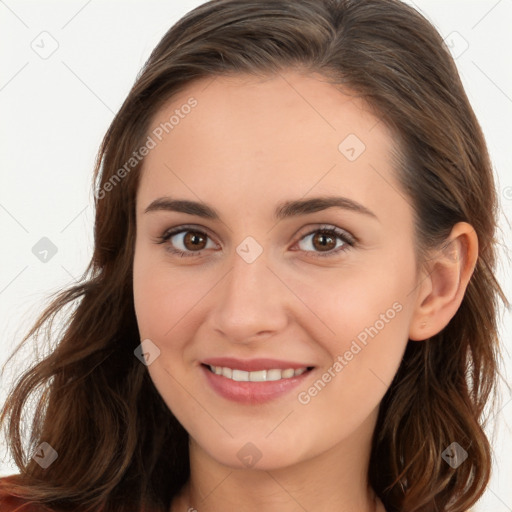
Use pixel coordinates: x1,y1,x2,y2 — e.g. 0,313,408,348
409,222,478,341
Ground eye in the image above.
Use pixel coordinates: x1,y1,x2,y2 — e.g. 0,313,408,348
155,224,355,259
294,225,355,257
156,225,217,257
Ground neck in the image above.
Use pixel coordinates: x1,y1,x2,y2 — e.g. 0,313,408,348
176,475,381,512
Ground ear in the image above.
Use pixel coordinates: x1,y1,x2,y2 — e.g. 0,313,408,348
409,222,479,341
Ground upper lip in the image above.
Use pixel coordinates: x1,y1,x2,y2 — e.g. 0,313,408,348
202,357,314,372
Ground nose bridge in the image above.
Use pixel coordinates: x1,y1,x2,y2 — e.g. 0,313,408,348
211,242,288,342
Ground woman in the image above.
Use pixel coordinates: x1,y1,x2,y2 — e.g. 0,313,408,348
0,0,507,510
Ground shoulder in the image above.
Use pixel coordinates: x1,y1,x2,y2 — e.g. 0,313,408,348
0,474,56,511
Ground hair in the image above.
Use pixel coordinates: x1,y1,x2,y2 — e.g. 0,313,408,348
0,0,508,511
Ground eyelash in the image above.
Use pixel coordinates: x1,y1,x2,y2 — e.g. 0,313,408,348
156,225,356,258
155,224,356,259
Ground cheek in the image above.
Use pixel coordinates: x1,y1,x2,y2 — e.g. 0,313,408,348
132,250,205,422
327,277,409,354
133,243,210,341
291,281,411,444
292,253,414,348
292,250,415,399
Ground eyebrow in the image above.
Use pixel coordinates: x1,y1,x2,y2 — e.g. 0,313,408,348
144,195,378,221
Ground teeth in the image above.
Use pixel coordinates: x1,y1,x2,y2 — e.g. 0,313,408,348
232,369,249,381
265,369,280,381
282,368,295,379
209,365,309,382
249,370,267,382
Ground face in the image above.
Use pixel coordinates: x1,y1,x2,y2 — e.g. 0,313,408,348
133,70,421,471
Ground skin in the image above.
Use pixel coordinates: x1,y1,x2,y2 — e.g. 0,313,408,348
132,70,478,512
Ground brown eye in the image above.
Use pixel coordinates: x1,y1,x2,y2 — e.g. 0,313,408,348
157,227,217,257
295,226,354,257
311,231,337,252
183,231,207,251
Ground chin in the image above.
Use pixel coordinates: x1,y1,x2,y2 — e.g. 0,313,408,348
197,436,310,472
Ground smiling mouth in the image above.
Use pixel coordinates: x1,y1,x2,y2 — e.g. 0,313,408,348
204,364,314,382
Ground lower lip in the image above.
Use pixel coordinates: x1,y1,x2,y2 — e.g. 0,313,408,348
201,365,313,404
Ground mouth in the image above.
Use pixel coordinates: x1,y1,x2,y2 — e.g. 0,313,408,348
200,359,315,404
204,364,314,382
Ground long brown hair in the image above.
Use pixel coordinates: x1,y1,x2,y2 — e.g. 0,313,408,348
1,1,507,511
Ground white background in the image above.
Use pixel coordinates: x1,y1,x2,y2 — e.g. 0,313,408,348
0,1,510,510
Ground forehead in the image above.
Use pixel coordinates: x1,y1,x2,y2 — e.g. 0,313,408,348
137,71,404,216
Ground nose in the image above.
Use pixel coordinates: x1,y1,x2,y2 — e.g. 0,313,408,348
209,247,290,344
